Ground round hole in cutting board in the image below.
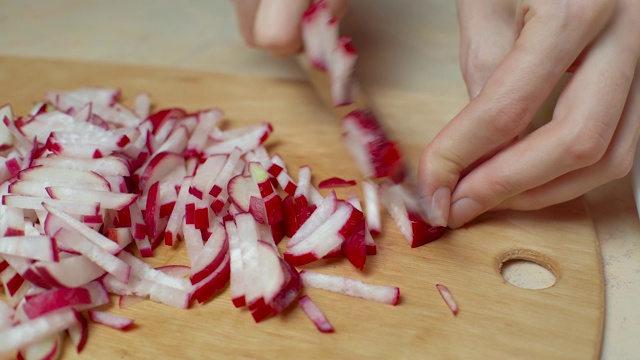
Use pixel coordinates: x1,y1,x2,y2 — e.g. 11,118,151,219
499,250,557,290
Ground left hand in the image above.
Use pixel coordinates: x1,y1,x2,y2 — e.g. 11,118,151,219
419,0,640,229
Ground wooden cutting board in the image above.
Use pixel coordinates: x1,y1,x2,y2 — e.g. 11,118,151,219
0,56,604,359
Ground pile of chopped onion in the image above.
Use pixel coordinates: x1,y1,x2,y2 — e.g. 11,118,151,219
0,87,452,358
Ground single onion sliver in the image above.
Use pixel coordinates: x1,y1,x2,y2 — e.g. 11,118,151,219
22,287,91,319
300,270,399,306
318,177,356,189
298,295,334,333
361,180,381,235
436,284,458,316
88,310,134,330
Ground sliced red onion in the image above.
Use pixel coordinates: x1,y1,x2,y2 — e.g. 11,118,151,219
203,122,272,156
46,226,130,284
0,300,15,331
43,203,122,255
378,181,446,248
189,154,226,200
22,287,92,319
134,92,151,120
294,165,313,202
318,176,356,189
0,308,79,354
17,332,62,360
0,84,424,357
102,273,190,309
225,220,246,308
300,270,400,305
298,295,334,333
0,235,57,262
287,191,337,248
328,37,358,106
88,310,134,330
361,180,381,235
164,176,193,246
2,195,100,216
186,108,223,157
436,284,459,316
269,154,297,196
32,155,130,177
66,312,88,353
301,0,334,70
35,255,105,289
117,251,192,292
345,195,377,256
45,186,138,210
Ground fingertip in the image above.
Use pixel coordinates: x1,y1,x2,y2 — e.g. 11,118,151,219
417,99,522,230
418,139,465,185
447,197,483,229
253,0,308,55
419,186,451,227
418,149,458,228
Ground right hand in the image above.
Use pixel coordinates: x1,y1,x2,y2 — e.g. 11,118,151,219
232,0,348,57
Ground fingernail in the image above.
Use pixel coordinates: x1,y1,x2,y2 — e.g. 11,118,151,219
448,197,483,229
420,187,450,227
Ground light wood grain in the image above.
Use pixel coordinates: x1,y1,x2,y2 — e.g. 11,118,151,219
0,56,604,360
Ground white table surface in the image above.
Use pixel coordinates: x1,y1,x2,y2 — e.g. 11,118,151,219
0,1,638,358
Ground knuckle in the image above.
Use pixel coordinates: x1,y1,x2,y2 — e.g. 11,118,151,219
610,157,634,179
484,175,518,200
564,125,610,166
461,48,497,89
485,98,531,138
564,135,607,166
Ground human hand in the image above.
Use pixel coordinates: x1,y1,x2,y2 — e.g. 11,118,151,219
419,0,640,229
232,0,348,57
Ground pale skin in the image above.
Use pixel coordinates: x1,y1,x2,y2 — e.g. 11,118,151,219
233,0,640,229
